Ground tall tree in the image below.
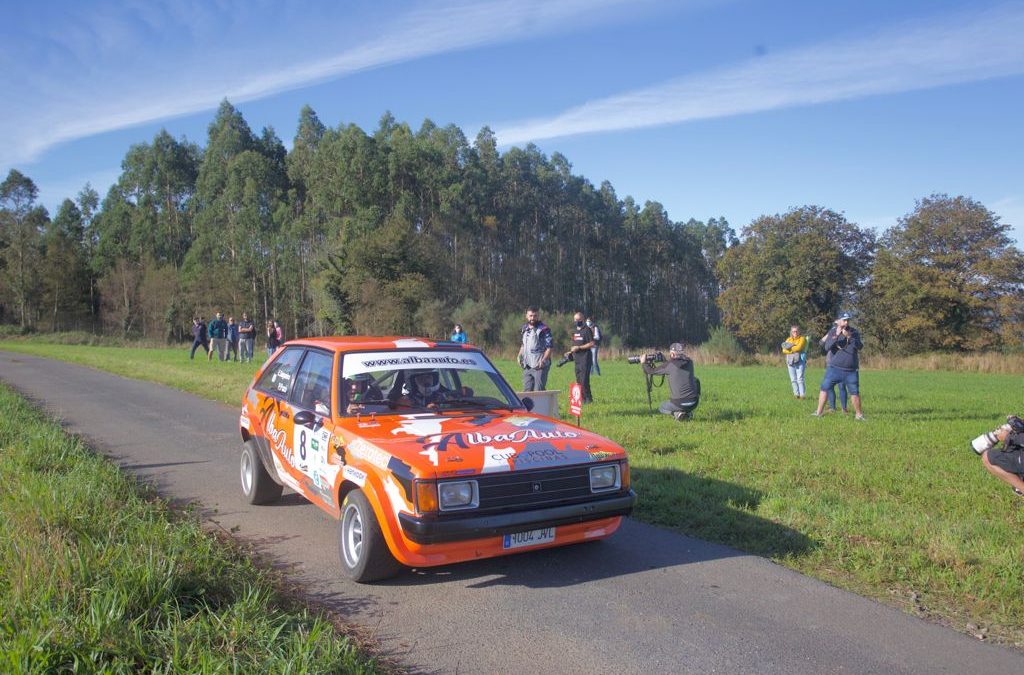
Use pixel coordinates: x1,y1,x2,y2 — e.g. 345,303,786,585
861,195,1024,352
0,170,47,328
41,199,91,330
717,206,876,348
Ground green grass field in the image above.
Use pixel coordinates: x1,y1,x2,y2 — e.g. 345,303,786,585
2,340,1022,647
0,380,382,673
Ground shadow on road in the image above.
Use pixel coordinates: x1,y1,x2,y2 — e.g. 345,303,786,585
384,467,815,589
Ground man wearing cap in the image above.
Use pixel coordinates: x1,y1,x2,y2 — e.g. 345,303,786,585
813,313,865,420
643,343,701,421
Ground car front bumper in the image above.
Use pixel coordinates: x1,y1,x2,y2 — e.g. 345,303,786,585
397,490,635,545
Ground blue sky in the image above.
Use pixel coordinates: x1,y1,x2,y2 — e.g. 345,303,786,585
3,0,1023,244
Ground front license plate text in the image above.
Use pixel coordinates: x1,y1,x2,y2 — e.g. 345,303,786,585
503,527,556,550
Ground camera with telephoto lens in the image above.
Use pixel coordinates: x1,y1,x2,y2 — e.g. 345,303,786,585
627,352,665,365
971,414,1024,454
555,353,574,368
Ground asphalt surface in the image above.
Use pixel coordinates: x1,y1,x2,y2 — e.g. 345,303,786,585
1,350,1021,674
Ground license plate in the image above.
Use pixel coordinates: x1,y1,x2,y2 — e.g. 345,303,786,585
503,527,555,550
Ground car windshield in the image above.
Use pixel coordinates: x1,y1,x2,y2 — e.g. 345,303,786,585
339,349,521,415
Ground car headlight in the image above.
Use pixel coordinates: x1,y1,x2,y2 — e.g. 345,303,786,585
438,480,479,511
589,464,620,492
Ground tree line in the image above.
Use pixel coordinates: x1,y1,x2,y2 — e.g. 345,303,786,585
1,101,1021,354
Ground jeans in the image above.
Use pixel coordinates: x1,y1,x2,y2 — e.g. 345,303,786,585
826,383,848,412
189,339,208,359
787,361,806,396
240,338,254,362
590,347,601,376
227,339,239,361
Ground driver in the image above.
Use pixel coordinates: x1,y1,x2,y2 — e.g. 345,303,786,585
402,369,451,408
345,373,383,413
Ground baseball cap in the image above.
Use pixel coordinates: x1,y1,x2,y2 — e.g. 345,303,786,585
837,312,852,321
669,342,685,353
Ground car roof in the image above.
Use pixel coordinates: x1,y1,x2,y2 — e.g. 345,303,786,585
281,336,478,353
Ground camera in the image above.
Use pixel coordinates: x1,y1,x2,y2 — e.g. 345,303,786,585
971,415,1024,454
555,353,574,368
627,352,665,365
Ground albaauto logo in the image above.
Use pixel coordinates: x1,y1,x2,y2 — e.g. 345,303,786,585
361,354,479,369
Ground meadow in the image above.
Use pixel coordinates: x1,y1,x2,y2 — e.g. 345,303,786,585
1,339,1022,646
0,380,382,673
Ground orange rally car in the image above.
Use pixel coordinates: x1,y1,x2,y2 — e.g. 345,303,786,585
239,336,635,582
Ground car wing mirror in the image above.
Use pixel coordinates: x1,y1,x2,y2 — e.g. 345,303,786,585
293,410,317,427
521,397,534,412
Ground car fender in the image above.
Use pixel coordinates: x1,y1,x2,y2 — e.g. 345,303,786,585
337,462,419,565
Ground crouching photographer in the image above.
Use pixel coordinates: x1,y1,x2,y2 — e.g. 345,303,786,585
973,415,1024,499
637,342,700,421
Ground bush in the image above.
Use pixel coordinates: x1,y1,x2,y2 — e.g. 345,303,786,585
698,326,753,365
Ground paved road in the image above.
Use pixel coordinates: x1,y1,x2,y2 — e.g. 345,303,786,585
2,351,1020,674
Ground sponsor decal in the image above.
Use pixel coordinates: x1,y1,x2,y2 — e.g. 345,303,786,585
342,465,367,486
391,414,450,437
265,411,288,456
589,451,614,461
240,413,251,430
343,350,490,376
464,429,579,445
482,446,515,473
348,438,392,470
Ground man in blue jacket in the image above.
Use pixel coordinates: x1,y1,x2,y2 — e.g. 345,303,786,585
813,312,865,420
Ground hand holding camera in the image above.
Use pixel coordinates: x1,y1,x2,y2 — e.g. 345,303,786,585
971,414,1024,454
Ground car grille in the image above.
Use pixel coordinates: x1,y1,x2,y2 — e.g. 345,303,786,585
468,464,610,514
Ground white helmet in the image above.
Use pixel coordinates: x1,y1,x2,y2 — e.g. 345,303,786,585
409,369,440,397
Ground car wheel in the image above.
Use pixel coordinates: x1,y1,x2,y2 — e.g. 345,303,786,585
339,489,402,582
240,440,282,504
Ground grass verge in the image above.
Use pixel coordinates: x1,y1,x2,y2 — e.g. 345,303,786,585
2,340,1023,648
0,381,382,673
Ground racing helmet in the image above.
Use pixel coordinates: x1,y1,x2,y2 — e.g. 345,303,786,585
408,369,440,397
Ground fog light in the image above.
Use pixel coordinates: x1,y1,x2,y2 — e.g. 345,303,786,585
438,480,478,511
589,464,620,492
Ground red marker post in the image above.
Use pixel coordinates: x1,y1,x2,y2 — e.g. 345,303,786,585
568,382,583,425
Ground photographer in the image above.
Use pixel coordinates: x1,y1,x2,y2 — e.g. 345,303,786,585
976,415,1024,499
643,343,700,421
813,312,865,420
564,312,595,403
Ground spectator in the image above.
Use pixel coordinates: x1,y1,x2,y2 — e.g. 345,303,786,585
450,323,468,343
978,416,1024,499
238,312,255,363
517,307,553,391
587,317,602,376
564,312,595,403
820,329,848,414
189,317,209,360
274,320,283,345
781,325,808,399
266,320,280,359
227,316,239,362
813,313,865,420
208,312,228,361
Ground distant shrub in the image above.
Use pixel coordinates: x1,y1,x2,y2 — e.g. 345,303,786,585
697,326,754,365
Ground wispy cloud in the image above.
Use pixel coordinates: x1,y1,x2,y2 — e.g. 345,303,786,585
494,2,1024,145
0,0,656,168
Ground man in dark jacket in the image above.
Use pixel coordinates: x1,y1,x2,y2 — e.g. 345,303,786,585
813,312,864,419
208,312,229,361
643,342,700,421
564,311,595,403
979,415,1024,499
189,317,209,360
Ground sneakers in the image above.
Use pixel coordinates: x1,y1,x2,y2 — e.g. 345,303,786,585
855,414,866,421
672,411,691,422
1014,487,1024,499
811,412,824,418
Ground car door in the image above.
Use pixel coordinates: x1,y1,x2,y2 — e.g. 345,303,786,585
286,348,338,504
252,346,306,487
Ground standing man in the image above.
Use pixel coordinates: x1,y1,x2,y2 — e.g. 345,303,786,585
189,317,209,360
238,312,255,363
813,312,865,420
587,316,602,376
565,312,595,403
208,312,228,362
518,307,553,391
226,316,240,362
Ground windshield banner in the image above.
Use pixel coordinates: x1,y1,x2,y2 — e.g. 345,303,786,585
343,350,492,377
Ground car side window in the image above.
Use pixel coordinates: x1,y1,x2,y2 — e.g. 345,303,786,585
290,350,335,415
256,347,305,398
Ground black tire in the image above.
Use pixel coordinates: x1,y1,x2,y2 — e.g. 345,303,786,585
240,439,282,505
338,489,403,582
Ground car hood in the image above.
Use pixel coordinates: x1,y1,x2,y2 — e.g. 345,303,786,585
337,411,625,478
